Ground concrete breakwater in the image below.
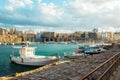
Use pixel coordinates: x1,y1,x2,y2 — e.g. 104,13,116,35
1,44,120,80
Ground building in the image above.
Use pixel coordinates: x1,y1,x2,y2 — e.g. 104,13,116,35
0,28,8,35
72,32,82,41
26,34,35,42
41,32,56,42
97,32,102,41
113,32,120,43
22,29,35,42
55,33,72,42
81,32,89,41
15,31,23,37
9,28,16,35
0,35,5,42
62,33,69,41
0,35,22,43
88,32,97,41
101,32,114,41
35,32,45,42
23,33,35,42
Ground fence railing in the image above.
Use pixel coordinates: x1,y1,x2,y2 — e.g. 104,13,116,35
80,53,120,80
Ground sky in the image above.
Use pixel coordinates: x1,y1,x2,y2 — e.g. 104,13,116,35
0,0,120,33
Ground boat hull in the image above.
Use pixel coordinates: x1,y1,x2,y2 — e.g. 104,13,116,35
10,56,58,66
64,53,85,59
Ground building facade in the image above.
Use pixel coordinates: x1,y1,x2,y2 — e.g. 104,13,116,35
113,32,120,43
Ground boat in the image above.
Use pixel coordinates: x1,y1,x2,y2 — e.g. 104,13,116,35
1,42,7,45
102,42,113,49
84,45,105,54
64,52,85,59
10,46,59,66
77,46,85,53
57,41,68,44
7,43,15,45
64,46,86,59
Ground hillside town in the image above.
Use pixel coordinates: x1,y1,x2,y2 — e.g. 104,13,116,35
0,28,120,44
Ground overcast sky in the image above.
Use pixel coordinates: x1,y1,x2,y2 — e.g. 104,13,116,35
0,0,120,33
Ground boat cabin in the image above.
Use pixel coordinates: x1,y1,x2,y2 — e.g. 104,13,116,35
19,46,36,58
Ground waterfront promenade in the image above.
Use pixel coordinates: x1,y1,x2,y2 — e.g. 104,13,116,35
1,44,120,80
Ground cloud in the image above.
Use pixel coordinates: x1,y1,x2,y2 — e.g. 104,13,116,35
62,0,120,30
38,2,64,23
0,0,120,32
6,0,33,11
98,26,120,32
1,0,63,27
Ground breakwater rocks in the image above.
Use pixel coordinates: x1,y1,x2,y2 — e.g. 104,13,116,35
1,44,120,80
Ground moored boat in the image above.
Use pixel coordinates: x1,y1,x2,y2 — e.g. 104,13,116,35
64,46,86,59
64,52,85,59
10,46,59,66
84,45,105,54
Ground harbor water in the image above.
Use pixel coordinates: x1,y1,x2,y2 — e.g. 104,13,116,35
0,43,78,77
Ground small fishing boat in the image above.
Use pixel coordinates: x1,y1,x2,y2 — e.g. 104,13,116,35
10,46,58,66
64,46,86,59
64,52,85,59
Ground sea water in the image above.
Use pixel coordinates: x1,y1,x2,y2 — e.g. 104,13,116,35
0,43,78,77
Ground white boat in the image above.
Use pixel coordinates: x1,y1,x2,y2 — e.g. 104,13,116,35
57,41,68,44
64,52,85,59
64,46,86,59
10,46,58,66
